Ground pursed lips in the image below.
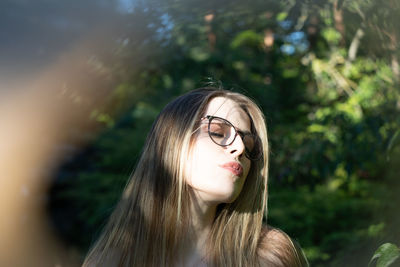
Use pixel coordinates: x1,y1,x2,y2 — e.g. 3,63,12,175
219,161,243,176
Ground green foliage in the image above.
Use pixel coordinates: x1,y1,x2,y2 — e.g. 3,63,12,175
230,30,263,49
369,243,400,267
268,183,382,263
49,0,400,265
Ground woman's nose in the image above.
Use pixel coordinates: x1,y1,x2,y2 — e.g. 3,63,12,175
227,133,246,158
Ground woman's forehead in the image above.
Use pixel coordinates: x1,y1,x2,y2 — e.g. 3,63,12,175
205,97,250,130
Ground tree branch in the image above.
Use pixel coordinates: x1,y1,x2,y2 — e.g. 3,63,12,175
348,27,364,62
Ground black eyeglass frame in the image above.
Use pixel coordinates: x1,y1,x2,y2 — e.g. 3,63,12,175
201,115,263,161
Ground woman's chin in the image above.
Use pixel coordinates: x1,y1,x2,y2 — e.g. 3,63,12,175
212,190,242,204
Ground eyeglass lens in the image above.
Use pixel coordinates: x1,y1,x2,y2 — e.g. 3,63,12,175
207,116,261,160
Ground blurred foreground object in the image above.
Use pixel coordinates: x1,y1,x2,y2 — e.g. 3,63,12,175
0,46,113,266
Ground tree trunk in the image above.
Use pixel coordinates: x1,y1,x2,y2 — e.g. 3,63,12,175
333,0,346,46
348,27,364,62
204,12,216,51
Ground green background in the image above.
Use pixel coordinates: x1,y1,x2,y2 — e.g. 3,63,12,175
46,0,400,266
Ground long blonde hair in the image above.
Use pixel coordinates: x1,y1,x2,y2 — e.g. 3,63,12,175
83,87,306,266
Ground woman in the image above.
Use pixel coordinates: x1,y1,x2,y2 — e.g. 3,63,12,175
83,87,308,266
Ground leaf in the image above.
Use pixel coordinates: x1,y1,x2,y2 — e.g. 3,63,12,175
230,30,263,49
387,130,400,155
369,243,400,267
189,46,210,62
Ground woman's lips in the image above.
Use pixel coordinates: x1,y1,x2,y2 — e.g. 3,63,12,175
220,162,243,176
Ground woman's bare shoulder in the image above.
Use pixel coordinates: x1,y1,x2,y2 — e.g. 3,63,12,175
258,225,294,256
257,225,308,267
259,226,290,243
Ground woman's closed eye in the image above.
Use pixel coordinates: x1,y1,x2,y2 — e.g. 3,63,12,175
210,131,225,138
209,123,227,138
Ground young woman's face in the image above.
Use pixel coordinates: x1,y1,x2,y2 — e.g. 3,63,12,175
186,97,252,205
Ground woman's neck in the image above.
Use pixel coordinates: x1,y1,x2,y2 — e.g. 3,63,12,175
180,194,218,266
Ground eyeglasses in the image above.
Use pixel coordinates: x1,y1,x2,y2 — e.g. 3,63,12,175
201,115,262,161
